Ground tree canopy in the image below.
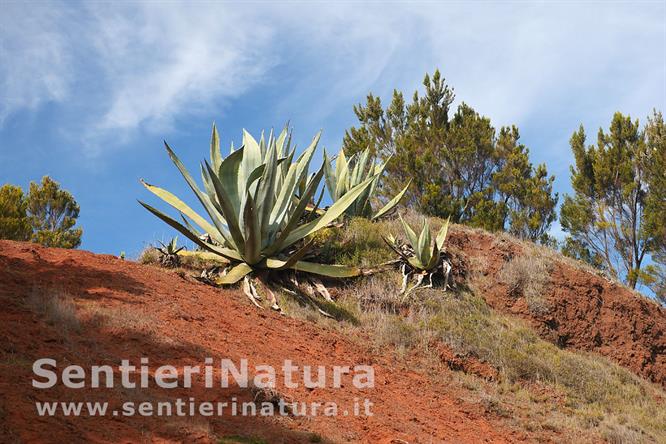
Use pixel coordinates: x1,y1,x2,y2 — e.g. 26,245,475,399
342,70,558,243
0,176,83,249
0,184,32,241
560,110,665,289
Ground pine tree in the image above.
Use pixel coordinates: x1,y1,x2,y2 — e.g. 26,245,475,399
0,184,32,241
26,176,83,249
342,69,558,242
644,111,666,300
560,111,663,289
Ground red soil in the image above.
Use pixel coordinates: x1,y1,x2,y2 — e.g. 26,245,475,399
448,226,666,387
0,240,536,443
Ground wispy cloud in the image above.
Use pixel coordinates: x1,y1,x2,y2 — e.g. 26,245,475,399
1,2,276,153
87,3,274,134
0,2,73,122
1,1,663,157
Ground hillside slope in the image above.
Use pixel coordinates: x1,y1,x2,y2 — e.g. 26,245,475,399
1,227,665,443
449,226,666,386
1,240,534,443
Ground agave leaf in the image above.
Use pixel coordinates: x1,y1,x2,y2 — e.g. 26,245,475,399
291,261,361,278
256,137,278,236
178,250,230,264
382,235,411,262
265,258,361,278
269,162,299,227
180,214,202,237
352,149,370,185
418,220,433,267
241,192,262,264
269,238,315,270
242,129,263,183
399,214,419,249
425,242,441,270
218,148,245,216
266,165,326,256
282,174,377,250
215,262,253,284
200,164,218,203
246,164,265,189
408,256,425,270
435,217,451,251
138,201,241,261
163,142,231,243
372,179,411,220
323,149,337,199
269,136,318,227
210,123,222,172
141,180,224,244
275,126,288,157
204,160,246,254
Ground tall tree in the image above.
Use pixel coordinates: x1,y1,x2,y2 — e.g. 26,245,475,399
342,70,558,242
643,111,666,300
560,111,664,289
26,176,83,249
0,184,32,241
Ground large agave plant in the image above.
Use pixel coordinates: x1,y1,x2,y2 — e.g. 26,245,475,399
323,147,410,220
140,125,376,313
383,216,452,297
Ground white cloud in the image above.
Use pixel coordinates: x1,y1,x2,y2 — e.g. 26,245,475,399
87,3,274,134
0,2,74,122
1,2,276,153
1,1,663,157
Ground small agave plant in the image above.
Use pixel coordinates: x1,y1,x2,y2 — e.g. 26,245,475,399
155,237,184,268
383,216,452,297
323,147,410,220
139,125,375,314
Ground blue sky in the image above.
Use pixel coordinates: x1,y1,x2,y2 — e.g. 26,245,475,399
1,1,664,259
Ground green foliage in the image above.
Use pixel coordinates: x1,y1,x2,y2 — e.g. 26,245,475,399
140,125,376,284
0,184,31,241
0,177,82,248
323,146,410,220
560,111,664,289
342,69,558,242
647,252,666,306
26,176,83,249
155,236,184,268
386,215,450,272
309,218,394,267
156,236,184,256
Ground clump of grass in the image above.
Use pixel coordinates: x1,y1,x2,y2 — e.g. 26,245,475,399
26,287,81,334
138,247,160,265
498,254,552,314
139,245,226,271
309,218,394,267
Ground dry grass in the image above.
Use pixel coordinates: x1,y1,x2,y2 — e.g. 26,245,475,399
138,246,227,271
26,287,81,334
498,254,552,314
280,216,666,442
82,304,179,347
138,247,160,265
339,276,666,441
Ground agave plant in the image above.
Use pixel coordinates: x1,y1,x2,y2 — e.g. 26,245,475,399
323,147,410,220
155,236,184,268
383,216,452,297
139,125,376,314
